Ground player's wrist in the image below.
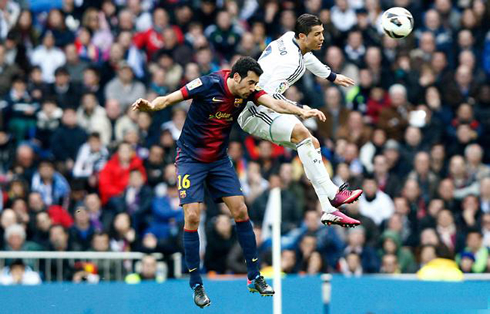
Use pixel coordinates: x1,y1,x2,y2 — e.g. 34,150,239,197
327,71,337,82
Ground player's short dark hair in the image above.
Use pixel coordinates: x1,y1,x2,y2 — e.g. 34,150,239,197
294,14,322,38
229,56,263,80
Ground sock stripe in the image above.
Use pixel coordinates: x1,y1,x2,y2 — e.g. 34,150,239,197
184,228,198,232
235,218,250,223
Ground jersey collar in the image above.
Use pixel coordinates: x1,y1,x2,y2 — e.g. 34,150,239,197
292,37,301,52
223,76,234,98
219,70,234,98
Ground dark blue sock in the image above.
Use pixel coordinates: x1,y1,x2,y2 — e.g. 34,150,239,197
183,229,202,289
235,219,260,280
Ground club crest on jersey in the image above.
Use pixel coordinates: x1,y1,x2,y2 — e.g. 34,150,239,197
276,81,289,94
234,98,243,107
180,190,187,198
186,78,202,90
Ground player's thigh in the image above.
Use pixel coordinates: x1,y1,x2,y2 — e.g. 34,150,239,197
270,114,302,149
206,157,244,203
176,157,208,206
238,105,275,142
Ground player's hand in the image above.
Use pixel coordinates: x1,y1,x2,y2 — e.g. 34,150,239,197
300,108,326,122
333,74,355,87
132,98,154,112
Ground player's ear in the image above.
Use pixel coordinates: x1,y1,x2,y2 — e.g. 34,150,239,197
233,72,241,83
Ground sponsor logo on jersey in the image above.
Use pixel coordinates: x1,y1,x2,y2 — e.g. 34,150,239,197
209,111,233,121
276,81,289,94
186,78,202,90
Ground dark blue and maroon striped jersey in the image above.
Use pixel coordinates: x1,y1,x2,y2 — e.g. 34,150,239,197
178,70,266,163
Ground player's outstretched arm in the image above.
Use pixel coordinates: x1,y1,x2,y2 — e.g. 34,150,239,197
132,90,184,112
256,94,326,122
304,53,355,87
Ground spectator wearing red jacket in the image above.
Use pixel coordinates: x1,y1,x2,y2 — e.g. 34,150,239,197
133,8,184,61
98,142,146,205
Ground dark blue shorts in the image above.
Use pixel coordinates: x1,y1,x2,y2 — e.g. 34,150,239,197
175,148,243,206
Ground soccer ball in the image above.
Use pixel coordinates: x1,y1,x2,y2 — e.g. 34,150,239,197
381,7,414,39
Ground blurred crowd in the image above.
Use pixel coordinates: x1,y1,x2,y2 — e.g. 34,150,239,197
0,0,489,284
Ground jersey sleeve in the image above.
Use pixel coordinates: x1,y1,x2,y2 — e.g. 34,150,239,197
249,87,267,105
304,52,337,82
179,76,211,100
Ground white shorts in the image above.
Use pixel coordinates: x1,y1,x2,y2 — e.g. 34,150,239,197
237,103,301,149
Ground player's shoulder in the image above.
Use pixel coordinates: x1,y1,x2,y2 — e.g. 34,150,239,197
186,71,223,90
270,31,300,57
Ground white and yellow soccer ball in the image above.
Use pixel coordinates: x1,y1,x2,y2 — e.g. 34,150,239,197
381,7,414,39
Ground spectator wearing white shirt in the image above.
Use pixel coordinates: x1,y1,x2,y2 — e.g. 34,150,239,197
359,175,395,225
77,93,112,145
0,259,41,285
331,0,357,32
31,31,66,83
73,132,109,179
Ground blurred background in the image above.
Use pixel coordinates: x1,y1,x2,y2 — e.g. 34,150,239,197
0,0,489,312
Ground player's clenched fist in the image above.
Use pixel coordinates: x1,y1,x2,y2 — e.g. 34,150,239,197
132,98,153,112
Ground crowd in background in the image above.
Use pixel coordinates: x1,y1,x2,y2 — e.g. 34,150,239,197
0,0,490,284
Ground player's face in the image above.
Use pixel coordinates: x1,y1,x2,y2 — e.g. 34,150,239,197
303,25,324,51
235,71,260,98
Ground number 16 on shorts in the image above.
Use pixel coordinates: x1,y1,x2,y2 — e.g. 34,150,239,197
178,175,190,199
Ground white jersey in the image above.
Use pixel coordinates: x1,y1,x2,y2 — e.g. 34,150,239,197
256,31,334,102
238,31,335,148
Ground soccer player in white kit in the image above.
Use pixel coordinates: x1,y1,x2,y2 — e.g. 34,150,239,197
238,14,362,227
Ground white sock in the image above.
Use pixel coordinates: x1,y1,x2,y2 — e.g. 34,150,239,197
296,138,338,214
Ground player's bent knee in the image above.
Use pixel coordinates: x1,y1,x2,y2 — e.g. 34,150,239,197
311,136,320,149
290,123,311,144
232,203,249,221
184,205,201,228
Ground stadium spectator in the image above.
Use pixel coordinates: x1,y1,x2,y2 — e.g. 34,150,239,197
72,132,109,182
379,230,417,273
104,61,146,112
98,142,146,206
4,224,41,252
456,229,488,273
125,255,164,283
0,259,42,285
0,44,21,96
31,31,66,83
342,226,379,273
380,254,400,274
69,205,95,251
2,77,38,144
109,212,136,252
359,175,395,226
76,93,111,145
50,107,88,169
34,98,62,153
31,159,70,208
